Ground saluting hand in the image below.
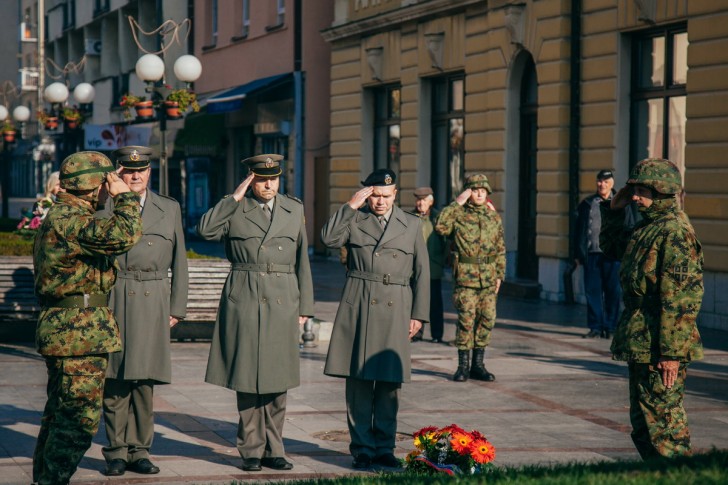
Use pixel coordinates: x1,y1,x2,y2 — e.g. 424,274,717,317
455,188,472,206
610,186,633,210
232,173,256,202
106,171,131,196
348,186,374,210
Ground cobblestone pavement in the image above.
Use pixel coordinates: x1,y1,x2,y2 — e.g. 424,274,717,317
1,255,727,484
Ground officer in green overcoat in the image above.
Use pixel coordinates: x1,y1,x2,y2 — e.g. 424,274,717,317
197,154,314,472
321,169,430,469
435,173,506,382
600,158,703,459
32,152,141,485
100,146,189,476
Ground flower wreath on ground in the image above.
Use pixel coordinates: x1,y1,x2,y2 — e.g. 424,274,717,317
404,424,496,475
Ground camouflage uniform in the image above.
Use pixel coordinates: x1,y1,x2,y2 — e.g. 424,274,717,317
600,158,703,460
435,174,505,381
32,152,142,485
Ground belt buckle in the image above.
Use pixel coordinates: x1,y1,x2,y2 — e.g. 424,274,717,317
267,263,274,273
134,270,142,281
383,274,391,285
83,294,90,308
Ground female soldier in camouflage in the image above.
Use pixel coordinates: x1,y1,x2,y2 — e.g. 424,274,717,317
435,174,505,382
600,158,703,459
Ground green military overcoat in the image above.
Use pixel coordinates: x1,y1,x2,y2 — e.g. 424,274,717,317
103,191,189,384
197,194,314,394
321,204,430,383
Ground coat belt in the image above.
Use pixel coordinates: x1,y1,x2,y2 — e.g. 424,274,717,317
347,269,410,286
458,254,495,264
117,270,167,281
41,293,109,309
231,263,295,273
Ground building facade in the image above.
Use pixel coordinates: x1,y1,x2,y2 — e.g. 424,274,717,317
323,0,728,329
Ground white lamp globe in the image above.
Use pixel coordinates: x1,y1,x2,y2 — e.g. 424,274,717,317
0,105,7,121
13,106,31,122
73,83,96,104
135,54,165,82
44,82,70,104
173,55,202,83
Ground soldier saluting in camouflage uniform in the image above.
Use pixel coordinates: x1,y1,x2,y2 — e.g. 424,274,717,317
32,151,142,485
600,158,703,459
435,174,505,382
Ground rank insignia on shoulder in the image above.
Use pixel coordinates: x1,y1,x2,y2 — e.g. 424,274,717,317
285,194,303,204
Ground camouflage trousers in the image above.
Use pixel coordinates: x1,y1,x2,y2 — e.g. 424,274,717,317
453,286,497,350
628,362,692,460
33,354,108,485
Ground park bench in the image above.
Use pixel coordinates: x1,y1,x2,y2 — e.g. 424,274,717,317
0,256,229,342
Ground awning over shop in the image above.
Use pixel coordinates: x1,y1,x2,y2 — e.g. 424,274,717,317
205,73,291,114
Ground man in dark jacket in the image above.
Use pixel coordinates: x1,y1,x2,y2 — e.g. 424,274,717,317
574,169,621,339
101,146,189,476
321,169,429,469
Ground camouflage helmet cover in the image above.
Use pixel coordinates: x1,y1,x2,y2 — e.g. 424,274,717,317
60,151,114,190
627,158,682,195
464,173,492,193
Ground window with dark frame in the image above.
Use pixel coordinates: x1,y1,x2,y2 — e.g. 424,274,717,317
63,0,76,30
630,25,688,174
94,0,110,17
373,85,401,179
242,0,250,37
431,74,465,207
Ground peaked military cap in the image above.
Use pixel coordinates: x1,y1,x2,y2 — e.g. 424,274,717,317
464,173,491,192
414,187,434,199
242,154,283,177
361,169,396,187
113,145,153,170
596,169,614,180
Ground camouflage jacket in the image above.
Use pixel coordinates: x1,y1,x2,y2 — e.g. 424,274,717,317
435,201,505,289
600,197,703,363
33,191,142,357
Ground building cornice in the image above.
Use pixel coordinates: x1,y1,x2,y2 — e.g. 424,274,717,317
321,0,485,43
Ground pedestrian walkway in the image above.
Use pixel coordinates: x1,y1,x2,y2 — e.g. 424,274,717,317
1,255,727,484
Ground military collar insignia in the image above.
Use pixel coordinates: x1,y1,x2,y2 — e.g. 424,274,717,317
129,150,141,161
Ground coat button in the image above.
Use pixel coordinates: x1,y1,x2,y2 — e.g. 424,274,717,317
145,291,150,296
277,298,282,304
128,291,135,295
388,301,393,306
371,299,377,305
393,254,398,258
375,252,380,257
278,246,283,250
260,272,266,276
261,246,266,251
262,297,267,303
148,241,153,246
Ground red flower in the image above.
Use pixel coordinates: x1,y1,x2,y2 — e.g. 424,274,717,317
441,423,466,435
414,426,439,439
469,438,496,464
29,216,42,229
450,430,473,454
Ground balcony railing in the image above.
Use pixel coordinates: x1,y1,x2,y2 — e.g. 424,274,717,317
19,68,39,92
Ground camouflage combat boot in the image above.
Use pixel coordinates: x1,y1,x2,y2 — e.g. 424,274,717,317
453,350,470,382
470,348,495,381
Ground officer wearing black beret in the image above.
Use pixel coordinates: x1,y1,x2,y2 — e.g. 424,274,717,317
361,168,396,187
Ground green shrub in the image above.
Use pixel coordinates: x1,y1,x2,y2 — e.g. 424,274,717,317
0,232,34,256
187,248,222,260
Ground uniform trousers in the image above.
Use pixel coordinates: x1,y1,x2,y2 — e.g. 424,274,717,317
236,391,287,459
102,378,155,463
33,354,108,485
584,252,621,332
453,286,497,350
629,362,692,459
345,377,401,458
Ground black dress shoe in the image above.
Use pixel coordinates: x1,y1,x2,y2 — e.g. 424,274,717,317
261,457,293,470
375,453,401,468
583,330,601,339
352,454,372,469
602,330,612,339
104,459,127,476
128,458,160,474
431,338,443,343
242,457,262,471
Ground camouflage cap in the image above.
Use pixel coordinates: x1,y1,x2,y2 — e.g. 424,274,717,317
113,145,152,170
242,154,283,177
464,173,491,192
627,158,682,195
60,151,114,190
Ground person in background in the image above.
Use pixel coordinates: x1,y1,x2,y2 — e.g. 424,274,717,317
33,171,64,219
101,146,189,477
321,169,429,469
574,169,621,339
412,186,447,343
197,154,314,472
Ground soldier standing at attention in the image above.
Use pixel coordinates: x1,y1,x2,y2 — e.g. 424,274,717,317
197,155,314,472
101,146,189,476
32,152,141,485
435,174,505,382
600,158,703,459
321,169,429,469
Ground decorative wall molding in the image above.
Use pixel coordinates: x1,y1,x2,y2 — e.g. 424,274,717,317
366,46,384,81
635,0,657,24
425,32,445,70
505,3,526,47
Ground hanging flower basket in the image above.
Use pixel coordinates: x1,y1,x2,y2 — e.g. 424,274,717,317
2,130,16,143
44,117,59,131
164,100,182,119
65,119,79,130
134,100,154,119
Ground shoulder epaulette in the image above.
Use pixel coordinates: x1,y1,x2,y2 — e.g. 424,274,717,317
285,194,303,204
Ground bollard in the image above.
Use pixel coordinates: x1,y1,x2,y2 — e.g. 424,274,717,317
301,317,317,348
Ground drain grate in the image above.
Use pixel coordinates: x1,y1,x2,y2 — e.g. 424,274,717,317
312,429,412,442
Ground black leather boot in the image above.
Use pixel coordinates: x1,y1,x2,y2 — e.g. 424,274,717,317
470,348,495,381
453,350,470,382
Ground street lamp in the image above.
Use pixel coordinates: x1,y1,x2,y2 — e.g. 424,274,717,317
134,53,202,196
42,81,95,161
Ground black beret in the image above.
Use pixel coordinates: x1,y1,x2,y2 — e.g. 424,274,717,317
113,145,152,170
361,169,396,187
242,154,283,177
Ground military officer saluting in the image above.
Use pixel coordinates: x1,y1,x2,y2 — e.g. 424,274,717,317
100,146,189,476
197,154,314,472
